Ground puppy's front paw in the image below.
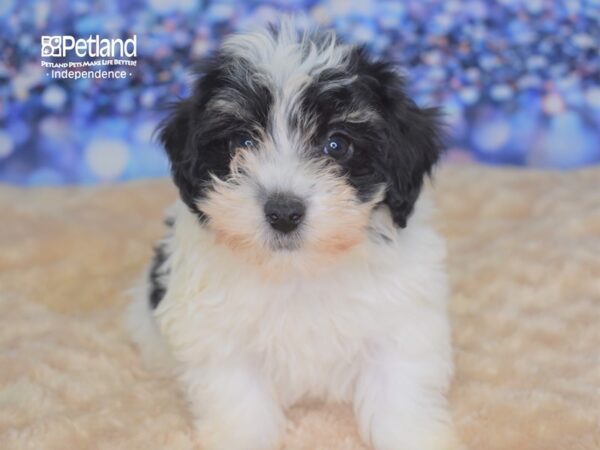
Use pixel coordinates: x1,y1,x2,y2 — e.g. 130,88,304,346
354,370,462,450
195,410,284,450
180,362,285,450
368,416,463,450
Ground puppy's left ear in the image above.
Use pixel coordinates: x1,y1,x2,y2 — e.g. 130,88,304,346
370,64,444,228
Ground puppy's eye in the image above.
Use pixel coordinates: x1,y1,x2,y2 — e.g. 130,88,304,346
230,135,256,151
323,133,353,160
239,135,256,149
240,137,255,148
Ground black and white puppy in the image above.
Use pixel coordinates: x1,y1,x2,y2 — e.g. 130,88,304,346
127,19,460,450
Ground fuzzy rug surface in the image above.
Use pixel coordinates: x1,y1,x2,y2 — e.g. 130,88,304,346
0,165,599,450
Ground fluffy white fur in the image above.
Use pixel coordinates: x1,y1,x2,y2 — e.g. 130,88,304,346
128,196,458,450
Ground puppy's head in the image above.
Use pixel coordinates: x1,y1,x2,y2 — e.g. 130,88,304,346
159,21,443,271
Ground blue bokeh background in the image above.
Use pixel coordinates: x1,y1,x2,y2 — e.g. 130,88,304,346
1,0,600,185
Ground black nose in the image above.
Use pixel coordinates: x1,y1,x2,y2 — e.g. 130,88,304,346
264,194,306,234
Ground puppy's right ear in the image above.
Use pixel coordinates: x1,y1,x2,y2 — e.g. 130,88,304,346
157,100,204,216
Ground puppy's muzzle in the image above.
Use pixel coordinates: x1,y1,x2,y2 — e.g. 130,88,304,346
264,193,305,234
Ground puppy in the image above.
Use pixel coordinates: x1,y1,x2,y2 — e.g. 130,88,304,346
127,20,459,450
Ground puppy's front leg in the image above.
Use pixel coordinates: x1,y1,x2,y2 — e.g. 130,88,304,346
180,361,285,450
354,346,460,450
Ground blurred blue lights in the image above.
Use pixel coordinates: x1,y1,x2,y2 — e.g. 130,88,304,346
1,0,600,185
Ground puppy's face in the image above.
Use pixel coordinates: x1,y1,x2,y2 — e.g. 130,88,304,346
160,24,442,271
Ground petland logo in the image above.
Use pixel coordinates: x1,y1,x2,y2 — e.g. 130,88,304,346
41,35,137,58
40,35,138,80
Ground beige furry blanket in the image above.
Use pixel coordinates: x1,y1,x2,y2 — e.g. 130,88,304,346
1,165,599,450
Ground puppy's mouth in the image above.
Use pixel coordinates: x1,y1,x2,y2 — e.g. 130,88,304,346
267,230,303,252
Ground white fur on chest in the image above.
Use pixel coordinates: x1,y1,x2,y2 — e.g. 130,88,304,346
153,199,450,407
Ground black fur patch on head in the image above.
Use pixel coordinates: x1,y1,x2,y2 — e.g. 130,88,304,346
298,45,444,228
158,55,273,219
